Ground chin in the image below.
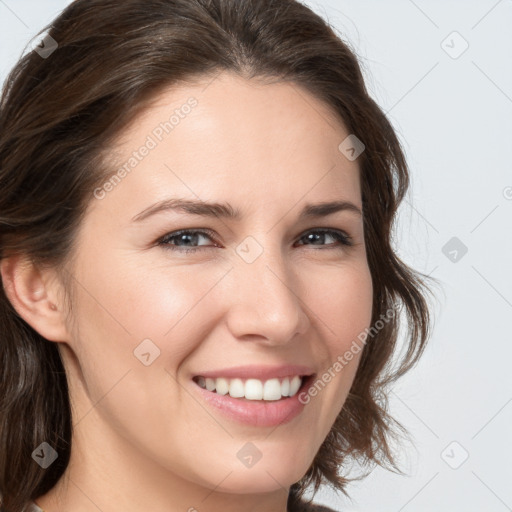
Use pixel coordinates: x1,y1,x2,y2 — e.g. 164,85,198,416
210,472,296,494
205,458,308,494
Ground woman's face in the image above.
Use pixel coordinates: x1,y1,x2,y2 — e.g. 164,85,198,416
57,71,373,503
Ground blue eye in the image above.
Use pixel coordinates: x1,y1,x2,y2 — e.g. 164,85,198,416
157,228,353,253
296,229,353,248
158,229,217,254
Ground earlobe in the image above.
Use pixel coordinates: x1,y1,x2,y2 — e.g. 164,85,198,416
0,254,70,342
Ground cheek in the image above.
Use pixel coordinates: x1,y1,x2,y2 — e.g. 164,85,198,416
67,255,232,387
301,261,372,418
310,261,373,355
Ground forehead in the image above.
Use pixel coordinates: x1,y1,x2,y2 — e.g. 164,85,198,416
96,72,361,219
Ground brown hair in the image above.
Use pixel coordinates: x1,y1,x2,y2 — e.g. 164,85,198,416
0,0,437,510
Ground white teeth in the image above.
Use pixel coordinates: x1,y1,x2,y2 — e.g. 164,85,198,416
263,378,282,400
289,375,302,397
205,377,216,392
281,377,290,397
215,377,229,395
195,375,305,401
229,378,245,398
245,379,263,400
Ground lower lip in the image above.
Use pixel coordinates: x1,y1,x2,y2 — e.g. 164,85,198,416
192,376,314,428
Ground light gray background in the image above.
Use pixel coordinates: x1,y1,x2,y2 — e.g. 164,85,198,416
1,1,511,511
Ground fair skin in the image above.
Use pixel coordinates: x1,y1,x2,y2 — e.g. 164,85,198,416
1,72,372,512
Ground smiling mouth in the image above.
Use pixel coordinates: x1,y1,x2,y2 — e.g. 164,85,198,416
192,374,314,401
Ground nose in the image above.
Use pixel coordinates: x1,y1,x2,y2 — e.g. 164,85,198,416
224,243,310,347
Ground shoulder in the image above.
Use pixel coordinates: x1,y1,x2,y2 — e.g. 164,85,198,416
24,501,44,512
292,500,339,512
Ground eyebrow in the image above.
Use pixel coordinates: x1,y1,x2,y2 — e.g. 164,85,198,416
131,197,362,223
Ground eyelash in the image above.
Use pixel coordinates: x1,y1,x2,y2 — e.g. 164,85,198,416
156,228,353,254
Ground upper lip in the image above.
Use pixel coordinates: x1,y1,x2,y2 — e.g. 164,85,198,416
193,364,315,381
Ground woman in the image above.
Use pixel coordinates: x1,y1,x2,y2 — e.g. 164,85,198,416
0,0,435,511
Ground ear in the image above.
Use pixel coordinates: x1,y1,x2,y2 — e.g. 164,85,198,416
0,254,70,342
